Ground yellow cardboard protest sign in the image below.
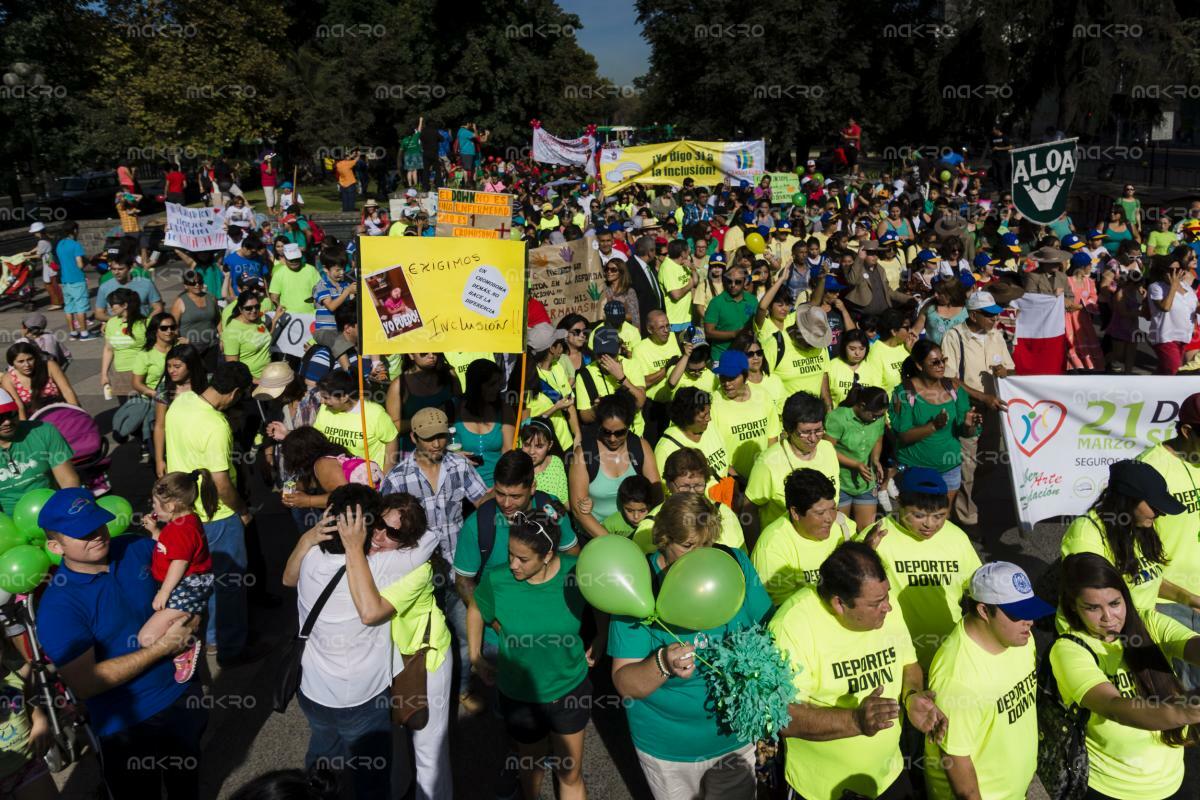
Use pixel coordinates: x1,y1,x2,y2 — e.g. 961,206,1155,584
359,237,526,355
599,140,766,193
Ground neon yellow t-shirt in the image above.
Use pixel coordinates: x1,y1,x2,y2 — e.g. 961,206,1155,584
773,339,830,397
745,439,840,527
749,372,787,417
313,401,398,468
104,317,148,373
669,369,718,399
866,339,910,393
380,563,452,672
770,587,917,800
631,336,681,402
1136,444,1200,594
269,263,321,314
751,512,854,605
1050,610,1192,800
1061,510,1165,614
653,424,729,482
632,498,744,554
135,347,167,390
222,317,273,379
658,257,694,327
164,391,236,521
710,384,782,477
862,515,982,668
574,358,647,436
525,392,573,453
924,620,1038,800
827,356,885,407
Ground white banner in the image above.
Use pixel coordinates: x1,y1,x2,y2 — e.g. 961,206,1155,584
163,203,225,251
274,313,316,358
998,375,1200,527
531,126,596,175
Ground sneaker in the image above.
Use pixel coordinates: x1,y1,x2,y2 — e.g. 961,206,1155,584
174,639,201,683
69,331,80,340
458,691,486,715
45,305,63,311
77,331,96,341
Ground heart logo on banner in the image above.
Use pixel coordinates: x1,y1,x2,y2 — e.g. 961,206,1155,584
1005,399,1067,457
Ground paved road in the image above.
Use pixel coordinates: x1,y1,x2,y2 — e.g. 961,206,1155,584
20,257,1192,799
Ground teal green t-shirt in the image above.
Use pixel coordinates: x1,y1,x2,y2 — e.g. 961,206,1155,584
473,555,588,703
825,406,886,495
607,547,772,761
890,384,975,472
452,496,578,580
0,421,73,515
703,292,758,358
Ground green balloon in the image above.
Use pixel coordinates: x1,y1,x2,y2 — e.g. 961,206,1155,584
0,545,50,594
794,165,806,177
656,547,746,631
12,489,55,536
576,535,654,619
43,543,60,567
0,515,25,557
791,192,807,208
96,495,133,536
812,172,824,183
939,169,952,182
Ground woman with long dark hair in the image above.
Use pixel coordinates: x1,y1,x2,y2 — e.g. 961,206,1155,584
452,359,513,488
890,339,981,509
556,313,592,385
153,343,207,478
1051,553,1200,799
1,341,76,418
100,286,147,402
386,352,459,448
1061,460,1184,614
279,426,350,530
827,329,883,408
221,289,274,380
114,310,180,448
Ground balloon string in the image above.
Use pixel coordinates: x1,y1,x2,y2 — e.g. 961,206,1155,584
652,618,720,673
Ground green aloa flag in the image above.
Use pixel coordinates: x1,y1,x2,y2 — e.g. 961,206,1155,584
1009,139,1079,225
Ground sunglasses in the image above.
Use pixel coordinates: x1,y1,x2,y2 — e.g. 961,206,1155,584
745,349,764,357
242,304,260,312
0,411,17,424
926,358,946,367
599,427,628,439
510,511,555,546
158,324,178,331
569,327,586,335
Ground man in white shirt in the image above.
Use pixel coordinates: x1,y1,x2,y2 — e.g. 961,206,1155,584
283,484,437,798
941,291,1014,526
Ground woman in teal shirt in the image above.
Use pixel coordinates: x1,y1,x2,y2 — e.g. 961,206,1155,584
610,492,771,799
468,510,595,800
890,340,980,510
452,359,513,487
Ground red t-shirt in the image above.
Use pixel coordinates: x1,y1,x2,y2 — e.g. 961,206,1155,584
164,171,186,194
260,162,276,187
151,513,213,581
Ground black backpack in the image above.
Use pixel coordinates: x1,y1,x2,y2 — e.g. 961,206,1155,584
573,428,646,483
471,492,566,581
1035,634,1098,800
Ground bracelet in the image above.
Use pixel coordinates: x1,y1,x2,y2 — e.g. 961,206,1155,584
653,647,670,678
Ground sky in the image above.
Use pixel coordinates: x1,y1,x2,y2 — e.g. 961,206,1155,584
557,0,649,87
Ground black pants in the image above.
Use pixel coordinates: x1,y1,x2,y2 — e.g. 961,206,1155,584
100,684,208,800
792,771,912,800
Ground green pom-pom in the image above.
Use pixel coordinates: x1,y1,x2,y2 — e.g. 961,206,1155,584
698,624,799,743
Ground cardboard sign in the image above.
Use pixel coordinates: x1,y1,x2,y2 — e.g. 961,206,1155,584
275,313,317,358
163,203,224,251
527,238,605,325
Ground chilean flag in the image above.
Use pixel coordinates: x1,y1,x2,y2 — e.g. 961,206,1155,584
1011,293,1067,375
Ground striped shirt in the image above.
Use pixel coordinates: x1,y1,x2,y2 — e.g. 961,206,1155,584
313,276,353,330
379,451,488,561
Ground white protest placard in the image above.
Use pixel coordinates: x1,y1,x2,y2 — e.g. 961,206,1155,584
275,313,317,358
163,203,225,251
998,374,1200,528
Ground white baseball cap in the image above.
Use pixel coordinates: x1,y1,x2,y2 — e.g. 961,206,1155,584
969,562,1054,620
28,222,45,234
966,290,1004,315
282,243,303,261
527,322,567,352
405,188,418,198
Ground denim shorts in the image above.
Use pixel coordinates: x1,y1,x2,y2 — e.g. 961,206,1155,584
839,489,879,507
167,573,215,615
63,281,89,314
941,464,963,491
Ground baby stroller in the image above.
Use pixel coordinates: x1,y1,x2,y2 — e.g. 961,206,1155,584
31,403,111,495
0,254,37,311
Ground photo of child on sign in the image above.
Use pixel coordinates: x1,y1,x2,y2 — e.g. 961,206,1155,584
366,266,424,338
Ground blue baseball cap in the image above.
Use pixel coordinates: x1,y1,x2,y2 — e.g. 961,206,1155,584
915,249,940,264
756,224,771,239
878,231,899,246
39,488,115,539
969,562,1055,621
772,219,790,231
1061,233,1084,251
824,275,847,291
1001,232,1021,252
709,252,727,264
899,467,948,496
713,349,750,378
1087,228,1105,240
958,271,976,288
1070,251,1093,269
607,221,624,233
741,211,756,225
973,251,999,269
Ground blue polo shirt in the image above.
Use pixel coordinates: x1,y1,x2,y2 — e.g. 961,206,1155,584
54,238,86,284
36,535,187,738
